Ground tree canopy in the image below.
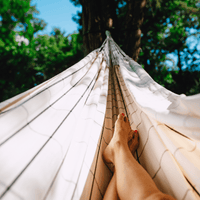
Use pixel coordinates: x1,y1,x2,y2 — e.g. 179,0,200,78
0,0,84,102
71,0,200,95
0,0,200,102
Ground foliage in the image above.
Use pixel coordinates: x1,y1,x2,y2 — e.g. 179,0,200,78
1,0,200,102
139,0,199,68
0,0,83,102
71,0,200,95
137,0,200,94
0,0,46,43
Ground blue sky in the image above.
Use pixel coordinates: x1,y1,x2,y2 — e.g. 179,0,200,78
165,28,200,70
30,0,199,70
31,0,82,36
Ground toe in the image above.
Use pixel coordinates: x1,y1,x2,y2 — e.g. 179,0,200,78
118,113,125,120
133,130,139,142
125,117,130,126
128,130,139,153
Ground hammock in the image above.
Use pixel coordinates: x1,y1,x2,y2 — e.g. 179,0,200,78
0,31,200,200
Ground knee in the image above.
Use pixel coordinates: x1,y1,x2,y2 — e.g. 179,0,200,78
145,192,176,200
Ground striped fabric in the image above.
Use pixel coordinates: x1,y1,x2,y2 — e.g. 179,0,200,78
0,33,200,200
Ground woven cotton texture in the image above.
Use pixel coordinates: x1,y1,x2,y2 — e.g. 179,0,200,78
0,34,200,200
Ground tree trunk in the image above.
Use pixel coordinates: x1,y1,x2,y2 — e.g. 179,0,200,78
80,0,146,60
80,0,118,55
123,0,146,60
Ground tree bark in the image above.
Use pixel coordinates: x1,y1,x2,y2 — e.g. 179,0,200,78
123,0,146,60
80,0,118,55
80,0,146,60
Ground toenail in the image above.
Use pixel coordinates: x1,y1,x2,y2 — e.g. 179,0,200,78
122,113,124,116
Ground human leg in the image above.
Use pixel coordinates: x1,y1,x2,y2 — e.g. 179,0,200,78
103,172,119,200
103,113,176,200
103,130,138,200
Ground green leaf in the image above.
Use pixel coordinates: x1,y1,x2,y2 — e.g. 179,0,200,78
5,46,10,51
0,40,5,47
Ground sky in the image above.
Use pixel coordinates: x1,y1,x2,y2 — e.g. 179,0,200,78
165,28,200,70
31,0,82,36
29,0,200,70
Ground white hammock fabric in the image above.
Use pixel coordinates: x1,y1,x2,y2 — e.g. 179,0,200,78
0,33,200,200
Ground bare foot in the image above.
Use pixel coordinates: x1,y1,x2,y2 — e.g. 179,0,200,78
128,130,139,155
103,113,139,164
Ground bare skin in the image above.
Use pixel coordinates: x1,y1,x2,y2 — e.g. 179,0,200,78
103,129,138,200
103,113,176,200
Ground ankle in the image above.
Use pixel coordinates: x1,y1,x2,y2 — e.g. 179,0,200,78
113,139,127,150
